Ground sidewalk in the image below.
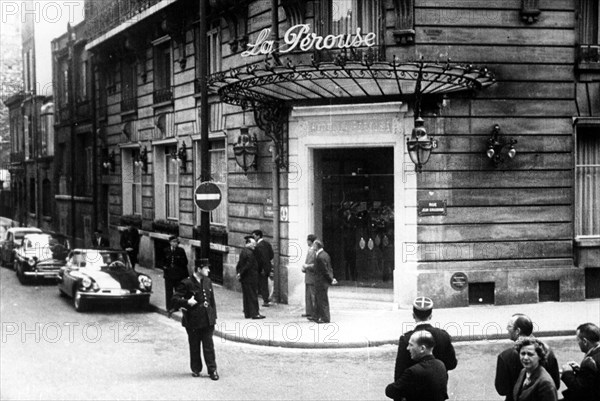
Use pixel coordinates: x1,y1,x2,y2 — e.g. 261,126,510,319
138,265,600,349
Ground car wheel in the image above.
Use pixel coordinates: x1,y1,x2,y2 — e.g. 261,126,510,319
16,264,28,285
73,290,87,312
58,288,68,298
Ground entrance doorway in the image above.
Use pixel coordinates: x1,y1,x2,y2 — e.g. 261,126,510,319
315,147,394,288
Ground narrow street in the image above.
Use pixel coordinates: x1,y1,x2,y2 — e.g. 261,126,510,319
1,267,582,400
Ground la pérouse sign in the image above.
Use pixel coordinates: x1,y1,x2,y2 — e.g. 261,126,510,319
242,24,377,57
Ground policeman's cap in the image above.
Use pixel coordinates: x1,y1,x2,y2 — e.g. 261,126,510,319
413,296,434,312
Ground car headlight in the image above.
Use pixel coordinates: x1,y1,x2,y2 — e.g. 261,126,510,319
27,258,36,267
138,275,152,290
81,276,93,289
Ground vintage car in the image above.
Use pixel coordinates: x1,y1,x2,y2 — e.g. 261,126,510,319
14,232,71,284
57,249,152,312
0,227,42,268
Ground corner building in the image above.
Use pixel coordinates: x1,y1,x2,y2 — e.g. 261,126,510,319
77,0,599,308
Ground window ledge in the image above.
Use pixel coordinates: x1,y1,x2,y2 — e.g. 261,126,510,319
575,236,600,247
120,109,137,118
152,100,174,110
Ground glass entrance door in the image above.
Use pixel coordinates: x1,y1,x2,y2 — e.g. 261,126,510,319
316,147,394,288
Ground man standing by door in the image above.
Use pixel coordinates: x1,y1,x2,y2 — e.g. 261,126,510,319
236,236,264,319
120,224,140,270
312,240,337,324
301,234,317,319
162,235,189,313
252,230,274,307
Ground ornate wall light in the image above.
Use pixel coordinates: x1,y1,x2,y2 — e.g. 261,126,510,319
233,127,258,174
406,117,437,172
134,145,148,173
177,141,188,173
102,150,116,173
486,124,517,167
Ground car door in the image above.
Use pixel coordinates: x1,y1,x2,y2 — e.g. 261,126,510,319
60,253,80,296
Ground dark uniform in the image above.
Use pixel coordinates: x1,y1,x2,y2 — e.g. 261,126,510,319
386,354,448,401
119,226,140,268
236,246,260,318
172,275,217,377
91,232,110,248
162,240,189,311
302,245,316,317
254,237,274,305
496,345,561,401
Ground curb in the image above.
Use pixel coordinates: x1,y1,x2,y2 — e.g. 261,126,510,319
149,302,575,349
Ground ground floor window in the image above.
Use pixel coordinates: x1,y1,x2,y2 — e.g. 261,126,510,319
576,126,600,236
316,147,394,288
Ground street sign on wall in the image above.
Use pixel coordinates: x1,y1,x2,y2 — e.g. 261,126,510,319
194,182,222,212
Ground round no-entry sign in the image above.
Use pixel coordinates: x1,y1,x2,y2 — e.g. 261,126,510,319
194,182,222,211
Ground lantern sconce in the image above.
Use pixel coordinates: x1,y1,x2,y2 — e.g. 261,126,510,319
102,150,116,173
406,117,438,172
233,127,258,174
520,0,540,24
486,124,517,167
171,141,188,173
134,145,148,173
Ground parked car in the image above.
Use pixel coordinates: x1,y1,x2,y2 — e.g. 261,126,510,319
0,227,42,268
57,248,152,312
14,232,71,284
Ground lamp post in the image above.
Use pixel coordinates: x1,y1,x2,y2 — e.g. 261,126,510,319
198,0,210,261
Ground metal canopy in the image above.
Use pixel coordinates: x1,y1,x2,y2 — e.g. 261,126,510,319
208,57,495,107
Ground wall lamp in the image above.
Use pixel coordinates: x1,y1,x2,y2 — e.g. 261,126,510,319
102,150,116,173
170,141,188,173
233,127,258,174
134,145,148,173
406,117,437,172
486,124,517,167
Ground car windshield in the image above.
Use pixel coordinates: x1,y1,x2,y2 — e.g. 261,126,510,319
14,230,41,241
71,251,132,272
23,234,70,260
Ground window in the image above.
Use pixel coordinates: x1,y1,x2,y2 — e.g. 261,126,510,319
195,138,227,226
578,0,600,62
153,39,172,103
78,59,88,101
575,127,600,236
121,58,137,112
61,60,69,106
165,146,179,220
42,179,52,217
29,178,36,214
316,0,380,39
132,149,142,215
85,146,93,195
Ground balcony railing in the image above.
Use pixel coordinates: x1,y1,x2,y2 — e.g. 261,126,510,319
153,88,173,104
579,44,600,63
10,152,25,163
121,96,137,113
86,0,162,41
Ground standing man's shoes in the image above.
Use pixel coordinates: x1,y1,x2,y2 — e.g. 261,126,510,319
252,315,266,319
307,316,316,322
191,372,200,377
315,318,329,324
209,371,219,381
301,314,311,318
262,302,271,307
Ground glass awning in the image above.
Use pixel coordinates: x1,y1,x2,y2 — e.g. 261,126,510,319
208,57,495,107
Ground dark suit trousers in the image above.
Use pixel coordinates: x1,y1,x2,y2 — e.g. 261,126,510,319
186,325,217,374
241,281,259,318
165,278,181,310
314,284,331,323
305,283,316,316
259,275,270,303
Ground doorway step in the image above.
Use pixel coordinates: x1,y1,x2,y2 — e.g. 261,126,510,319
329,285,395,310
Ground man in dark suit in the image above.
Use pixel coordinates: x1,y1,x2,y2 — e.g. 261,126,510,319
386,330,448,401
561,322,600,401
171,259,219,380
301,234,317,319
236,236,264,319
162,235,189,312
120,224,140,270
91,229,110,248
252,230,274,307
495,313,561,401
394,296,457,390
312,240,336,324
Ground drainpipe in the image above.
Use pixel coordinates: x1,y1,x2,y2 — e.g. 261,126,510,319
67,24,76,246
91,54,98,232
270,0,282,303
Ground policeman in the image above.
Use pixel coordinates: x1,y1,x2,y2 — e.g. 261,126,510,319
172,259,219,380
393,296,457,398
